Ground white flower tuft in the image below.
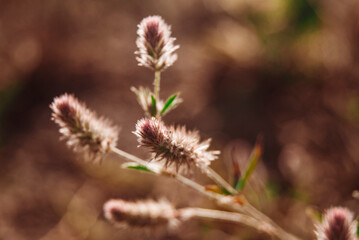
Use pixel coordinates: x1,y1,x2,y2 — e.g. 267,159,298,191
50,93,118,163
103,198,179,229
315,207,357,240
134,117,220,171
135,15,179,71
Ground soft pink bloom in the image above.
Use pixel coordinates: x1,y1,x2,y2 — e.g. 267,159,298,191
103,198,178,228
50,93,118,162
135,15,179,71
134,118,220,171
315,207,357,240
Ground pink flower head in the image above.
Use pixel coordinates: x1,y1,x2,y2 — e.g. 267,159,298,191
134,118,220,171
103,198,179,228
315,207,357,240
135,15,179,71
50,93,118,162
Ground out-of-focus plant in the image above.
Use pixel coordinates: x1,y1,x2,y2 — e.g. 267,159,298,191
50,15,358,240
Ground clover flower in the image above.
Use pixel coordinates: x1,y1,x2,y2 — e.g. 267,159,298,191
50,93,118,162
103,199,179,228
134,118,220,171
315,207,357,240
135,15,179,71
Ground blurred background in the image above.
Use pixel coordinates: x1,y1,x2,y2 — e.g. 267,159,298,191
0,0,359,239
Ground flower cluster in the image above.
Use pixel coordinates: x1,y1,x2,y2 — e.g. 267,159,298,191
135,15,179,71
50,93,118,163
103,198,179,228
315,207,357,240
134,117,220,171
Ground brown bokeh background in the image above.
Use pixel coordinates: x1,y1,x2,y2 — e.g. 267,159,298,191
0,0,359,239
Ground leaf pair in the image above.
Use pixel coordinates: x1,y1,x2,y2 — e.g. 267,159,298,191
132,86,182,118
150,93,182,117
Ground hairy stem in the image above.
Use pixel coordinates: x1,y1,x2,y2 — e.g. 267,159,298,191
201,165,238,195
179,208,274,235
111,146,219,200
110,147,302,240
154,70,161,100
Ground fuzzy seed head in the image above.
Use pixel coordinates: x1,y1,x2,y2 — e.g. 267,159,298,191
134,118,220,171
135,15,179,71
50,93,118,163
315,207,358,240
103,199,179,229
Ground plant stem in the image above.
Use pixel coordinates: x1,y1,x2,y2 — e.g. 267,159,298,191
110,147,302,240
179,208,274,235
111,147,219,200
154,70,161,100
201,165,238,195
111,147,161,173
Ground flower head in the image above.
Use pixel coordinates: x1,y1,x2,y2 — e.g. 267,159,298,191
315,207,357,240
50,93,118,163
135,15,179,71
134,118,220,171
103,198,179,229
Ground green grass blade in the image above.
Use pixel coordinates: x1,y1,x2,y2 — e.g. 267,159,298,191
235,137,263,190
150,94,157,117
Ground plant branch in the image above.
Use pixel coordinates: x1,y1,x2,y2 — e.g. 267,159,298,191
110,146,302,240
201,165,238,195
179,207,275,235
111,147,219,200
154,70,161,100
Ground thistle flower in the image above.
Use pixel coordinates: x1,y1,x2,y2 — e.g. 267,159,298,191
103,199,179,228
315,207,358,240
134,118,220,171
50,93,118,163
135,15,179,71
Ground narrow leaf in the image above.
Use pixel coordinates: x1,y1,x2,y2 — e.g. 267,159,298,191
160,94,177,115
235,135,263,190
127,165,153,172
235,178,246,191
150,94,157,117
122,162,154,173
232,155,242,191
357,217,359,237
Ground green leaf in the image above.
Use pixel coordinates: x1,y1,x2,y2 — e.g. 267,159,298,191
122,162,154,173
150,94,157,117
357,217,359,237
232,159,241,191
127,165,154,173
160,94,178,115
235,178,246,191
235,136,263,190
